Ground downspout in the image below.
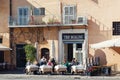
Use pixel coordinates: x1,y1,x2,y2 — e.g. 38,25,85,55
9,0,14,68
10,0,12,16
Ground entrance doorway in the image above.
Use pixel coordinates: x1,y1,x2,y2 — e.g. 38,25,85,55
41,48,49,61
64,43,83,63
16,44,26,67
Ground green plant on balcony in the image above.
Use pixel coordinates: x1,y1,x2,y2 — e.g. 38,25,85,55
24,44,36,63
47,18,61,24
71,19,76,24
39,21,46,25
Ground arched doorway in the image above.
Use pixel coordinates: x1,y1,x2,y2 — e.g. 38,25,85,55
41,48,49,61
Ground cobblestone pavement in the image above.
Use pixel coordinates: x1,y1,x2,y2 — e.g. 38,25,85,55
0,69,120,80
0,74,120,80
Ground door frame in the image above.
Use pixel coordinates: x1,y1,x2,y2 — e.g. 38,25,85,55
59,29,88,69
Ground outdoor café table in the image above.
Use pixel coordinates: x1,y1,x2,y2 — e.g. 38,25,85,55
71,64,84,74
101,65,112,76
39,65,52,74
25,64,39,74
54,64,67,74
92,66,102,75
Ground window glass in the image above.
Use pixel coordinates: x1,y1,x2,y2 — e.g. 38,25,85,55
70,7,73,15
33,8,40,15
33,8,45,15
76,43,82,50
0,51,4,63
40,8,45,15
19,8,22,16
0,38,2,43
113,22,120,35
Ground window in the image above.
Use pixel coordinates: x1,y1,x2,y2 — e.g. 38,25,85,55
76,43,82,50
33,8,45,16
0,51,4,63
0,38,2,43
18,7,29,25
113,22,120,35
63,5,76,24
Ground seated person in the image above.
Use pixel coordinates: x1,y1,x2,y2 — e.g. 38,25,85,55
47,59,53,66
39,56,47,66
63,59,71,73
71,58,79,65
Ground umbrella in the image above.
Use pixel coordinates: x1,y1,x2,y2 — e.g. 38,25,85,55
90,38,120,49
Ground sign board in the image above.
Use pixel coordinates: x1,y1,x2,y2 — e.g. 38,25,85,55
62,33,85,40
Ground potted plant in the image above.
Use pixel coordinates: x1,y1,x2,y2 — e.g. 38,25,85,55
71,19,76,24
47,18,61,25
24,44,36,64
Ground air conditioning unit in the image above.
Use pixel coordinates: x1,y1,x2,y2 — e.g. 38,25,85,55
77,16,88,26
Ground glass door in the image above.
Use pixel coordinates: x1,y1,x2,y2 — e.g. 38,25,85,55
73,43,83,64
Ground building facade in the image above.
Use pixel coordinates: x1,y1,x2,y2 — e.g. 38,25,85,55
0,0,11,68
8,0,120,71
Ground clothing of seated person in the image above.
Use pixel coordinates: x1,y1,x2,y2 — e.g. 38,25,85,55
71,58,78,65
63,59,69,67
63,59,71,73
26,60,31,66
51,58,56,72
39,56,47,65
51,58,56,66
47,59,53,66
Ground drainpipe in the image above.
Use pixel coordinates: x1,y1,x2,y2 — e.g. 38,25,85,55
9,0,14,68
10,0,12,16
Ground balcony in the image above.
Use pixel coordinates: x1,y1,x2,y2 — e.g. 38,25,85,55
9,16,88,28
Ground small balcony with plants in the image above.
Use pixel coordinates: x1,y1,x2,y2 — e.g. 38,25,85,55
8,15,88,28
8,15,62,28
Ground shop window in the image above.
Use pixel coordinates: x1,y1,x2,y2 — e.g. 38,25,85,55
113,22,120,35
76,43,82,50
33,8,45,16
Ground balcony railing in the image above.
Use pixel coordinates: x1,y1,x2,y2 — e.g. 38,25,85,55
9,16,88,27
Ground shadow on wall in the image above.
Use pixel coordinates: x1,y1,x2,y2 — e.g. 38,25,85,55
91,0,99,4
111,47,120,55
94,49,107,65
88,53,93,57
88,15,112,44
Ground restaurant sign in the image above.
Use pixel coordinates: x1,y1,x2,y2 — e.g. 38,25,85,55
62,33,85,40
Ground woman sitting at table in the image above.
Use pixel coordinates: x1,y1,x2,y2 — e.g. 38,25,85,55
71,58,79,65
63,59,71,73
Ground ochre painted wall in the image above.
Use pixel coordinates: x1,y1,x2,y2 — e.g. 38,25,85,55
10,0,120,71
0,0,10,64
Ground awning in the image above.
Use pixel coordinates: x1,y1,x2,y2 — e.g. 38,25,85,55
90,38,120,49
0,44,12,51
